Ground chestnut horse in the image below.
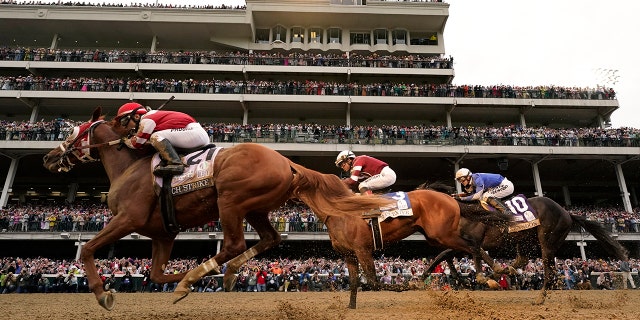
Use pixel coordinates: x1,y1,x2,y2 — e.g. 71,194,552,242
419,182,628,304
297,189,513,308
42,107,393,310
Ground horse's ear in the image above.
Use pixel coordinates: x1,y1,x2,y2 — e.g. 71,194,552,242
92,107,102,121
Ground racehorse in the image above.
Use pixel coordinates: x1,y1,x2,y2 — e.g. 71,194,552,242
418,182,628,304
42,107,394,310
297,188,513,308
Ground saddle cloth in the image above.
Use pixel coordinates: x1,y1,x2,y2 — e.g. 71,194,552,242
152,146,222,196
377,191,414,221
502,194,540,233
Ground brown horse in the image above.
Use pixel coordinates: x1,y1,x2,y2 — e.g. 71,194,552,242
419,182,628,304
42,107,393,310
295,188,513,308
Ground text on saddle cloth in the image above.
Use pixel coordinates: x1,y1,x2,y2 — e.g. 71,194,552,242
502,194,541,233
375,191,414,222
152,147,223,196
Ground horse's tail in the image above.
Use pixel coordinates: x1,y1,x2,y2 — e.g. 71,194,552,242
458,203,513,228
570,214,628,260
288,161,394,218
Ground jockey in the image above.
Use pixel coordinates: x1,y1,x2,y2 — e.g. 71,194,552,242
115,102,210,175
453,168,514,214
335,150,397,195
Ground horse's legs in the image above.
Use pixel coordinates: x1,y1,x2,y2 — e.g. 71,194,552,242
173,212,281,303
148,237,183,284
221,213,281,290
356,249,379,293
477,248,505,274
535,236,565,304
80,214,136,310
344,254,361,309
173,214,247,302
425,249,454,274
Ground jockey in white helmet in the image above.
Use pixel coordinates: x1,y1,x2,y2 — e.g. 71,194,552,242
335,150,396,195
454,167,514,214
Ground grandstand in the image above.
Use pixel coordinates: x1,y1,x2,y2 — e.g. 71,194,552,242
0,0,638,259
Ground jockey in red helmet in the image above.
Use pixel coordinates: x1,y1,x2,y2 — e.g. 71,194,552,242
115,102,209,175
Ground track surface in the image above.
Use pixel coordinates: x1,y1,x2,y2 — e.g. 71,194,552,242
1,290,639,320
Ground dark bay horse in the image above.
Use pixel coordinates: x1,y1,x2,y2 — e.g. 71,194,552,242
42,107,394,310
297,189,513,308
419,182,628,304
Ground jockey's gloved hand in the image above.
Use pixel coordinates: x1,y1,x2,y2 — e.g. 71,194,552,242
123,137,136,149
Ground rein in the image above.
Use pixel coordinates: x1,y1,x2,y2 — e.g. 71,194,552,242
57,120,122,172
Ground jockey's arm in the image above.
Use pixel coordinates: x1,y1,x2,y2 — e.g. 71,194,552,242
458,188,483,201
126,118,156,149
341,176,358,191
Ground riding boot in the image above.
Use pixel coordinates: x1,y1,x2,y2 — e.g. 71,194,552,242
485,197,509,215
152,139,185,175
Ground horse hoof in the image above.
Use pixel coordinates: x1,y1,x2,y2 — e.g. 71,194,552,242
173,290,189,304
533,291,547,305
98,289,115,311
223,274,238,292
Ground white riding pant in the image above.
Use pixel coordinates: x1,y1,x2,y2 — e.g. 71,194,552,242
150,123,209,148
480,178,514,201
358,166,397,192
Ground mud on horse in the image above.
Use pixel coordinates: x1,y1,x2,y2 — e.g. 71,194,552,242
43,107,394,310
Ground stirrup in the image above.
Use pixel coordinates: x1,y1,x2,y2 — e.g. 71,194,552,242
154,164,185,176
362,209,381,218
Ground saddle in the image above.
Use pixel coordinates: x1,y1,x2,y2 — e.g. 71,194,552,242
157,144,218,234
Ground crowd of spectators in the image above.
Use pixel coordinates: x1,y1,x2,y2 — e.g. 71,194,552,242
1,0,445,9
2,118,639,148
0,254,637,294
1,201,639,234
0,47,453,68
0,1,246,10
0,74,615,101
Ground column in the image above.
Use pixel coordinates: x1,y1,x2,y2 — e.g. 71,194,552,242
29,104,40,123
531,162,543,197
562,186,571,207
0,157,19,209
614,163,633,212
519,112,526,128
66,182,79,204
50,33,59,50
151,35,158,53
346,99,351,128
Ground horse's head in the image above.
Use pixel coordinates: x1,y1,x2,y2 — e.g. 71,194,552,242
43,107,107,173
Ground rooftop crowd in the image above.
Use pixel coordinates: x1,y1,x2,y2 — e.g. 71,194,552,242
0,254,637,294
1,201,638,234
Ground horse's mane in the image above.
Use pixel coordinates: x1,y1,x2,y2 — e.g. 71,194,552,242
418,181,512,227
416,181,454,194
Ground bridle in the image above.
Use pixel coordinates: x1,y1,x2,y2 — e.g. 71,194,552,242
55,120,122,172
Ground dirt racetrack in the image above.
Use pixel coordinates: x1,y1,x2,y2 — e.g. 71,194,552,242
1,290,639,320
